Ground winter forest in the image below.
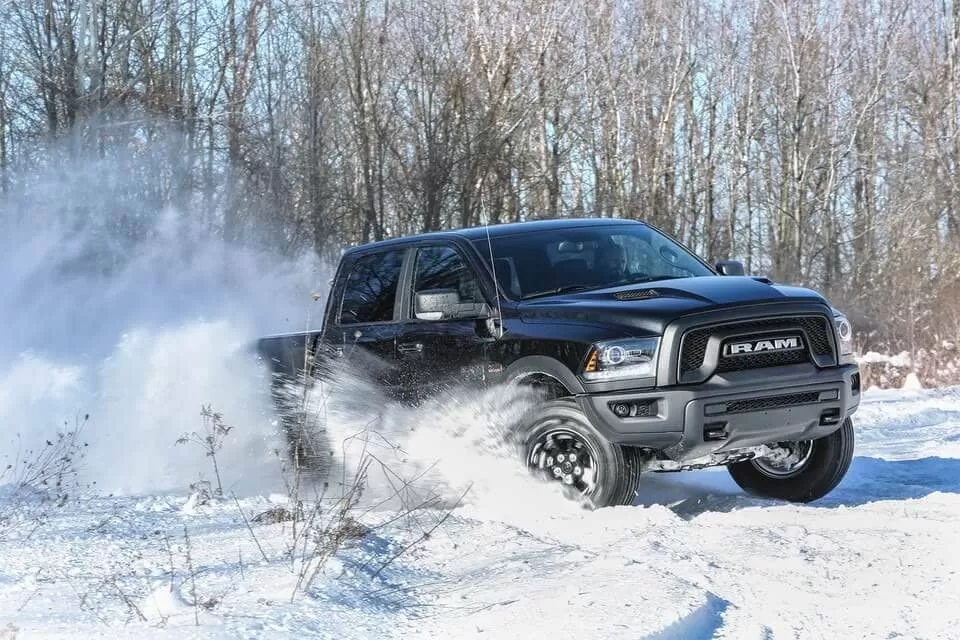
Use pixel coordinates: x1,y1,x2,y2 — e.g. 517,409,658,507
1,0,959,382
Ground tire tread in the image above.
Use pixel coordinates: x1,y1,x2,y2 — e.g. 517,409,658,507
610,446,644,506
727,417,855,503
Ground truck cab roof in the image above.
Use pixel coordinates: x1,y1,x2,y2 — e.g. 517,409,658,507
343,217,649,255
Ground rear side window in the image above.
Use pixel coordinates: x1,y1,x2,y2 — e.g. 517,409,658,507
412,246,484,304
339,249,406,324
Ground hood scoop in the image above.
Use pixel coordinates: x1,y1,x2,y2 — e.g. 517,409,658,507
614,288,660,301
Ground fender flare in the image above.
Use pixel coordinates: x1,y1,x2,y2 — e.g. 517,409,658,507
502,356,585,395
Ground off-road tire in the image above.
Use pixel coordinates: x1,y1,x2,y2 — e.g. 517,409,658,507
518,398,643,509
727,417,855,503
283,410,331,476
270,375,331,478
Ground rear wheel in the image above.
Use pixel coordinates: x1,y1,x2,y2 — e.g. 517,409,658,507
519,399,642,509
284,410,331,476
727,417,855,503
270,375,332,478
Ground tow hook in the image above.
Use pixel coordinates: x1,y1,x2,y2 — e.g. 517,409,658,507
819,408,841,426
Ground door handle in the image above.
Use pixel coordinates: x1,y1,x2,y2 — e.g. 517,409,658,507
398,342,424,354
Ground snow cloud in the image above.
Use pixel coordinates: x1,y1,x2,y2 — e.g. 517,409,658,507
0,142,329,496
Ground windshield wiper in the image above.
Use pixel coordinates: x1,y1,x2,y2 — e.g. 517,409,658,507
521,275,692,300
521,284,595,300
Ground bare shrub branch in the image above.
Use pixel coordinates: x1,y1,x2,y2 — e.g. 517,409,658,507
176,405,234,498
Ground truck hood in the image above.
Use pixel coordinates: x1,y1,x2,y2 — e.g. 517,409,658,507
516,276,832,333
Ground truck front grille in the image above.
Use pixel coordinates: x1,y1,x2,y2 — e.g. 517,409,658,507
678,315,834,380
679,331,712,374
715,349,810,373
722,391,821,414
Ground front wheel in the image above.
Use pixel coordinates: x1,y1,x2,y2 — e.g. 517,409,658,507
727,417,855,503
519,399,643,509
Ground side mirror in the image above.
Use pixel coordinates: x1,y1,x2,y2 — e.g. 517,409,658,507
415,289,491,320
715,260,745,276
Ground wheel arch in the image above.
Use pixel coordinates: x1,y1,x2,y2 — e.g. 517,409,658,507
503,355,585,398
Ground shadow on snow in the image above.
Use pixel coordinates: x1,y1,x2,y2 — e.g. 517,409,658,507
635,455,960,518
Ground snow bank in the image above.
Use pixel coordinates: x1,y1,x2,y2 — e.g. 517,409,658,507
858,347,960,389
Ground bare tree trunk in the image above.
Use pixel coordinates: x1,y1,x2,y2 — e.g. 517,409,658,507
334,0,390,243
945,0,960,242
222,0,265,241
0,41,8,195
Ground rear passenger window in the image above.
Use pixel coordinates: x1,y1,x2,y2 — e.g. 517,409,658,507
339,249,406,324
413,246,484,304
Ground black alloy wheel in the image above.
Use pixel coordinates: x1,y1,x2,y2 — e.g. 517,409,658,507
520,399,643,508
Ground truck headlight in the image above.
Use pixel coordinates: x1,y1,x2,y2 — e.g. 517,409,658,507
833,313,853,356
582,338,659,381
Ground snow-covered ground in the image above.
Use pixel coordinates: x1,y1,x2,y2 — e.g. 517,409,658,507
1,382,958,640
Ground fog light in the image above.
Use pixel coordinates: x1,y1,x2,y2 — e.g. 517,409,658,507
608,400,656,418
612,403,631,418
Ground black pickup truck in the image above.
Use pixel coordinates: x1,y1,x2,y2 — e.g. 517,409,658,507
257,218,861,508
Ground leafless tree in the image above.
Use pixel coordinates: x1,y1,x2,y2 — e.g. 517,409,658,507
3,0,960,366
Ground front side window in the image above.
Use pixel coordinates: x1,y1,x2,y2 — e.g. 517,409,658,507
412,245,484,308
473,223,713,299
339,249,406,324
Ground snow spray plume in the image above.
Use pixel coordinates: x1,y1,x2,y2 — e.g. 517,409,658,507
279,358,588,519
0,119,579,514
0,130,331,497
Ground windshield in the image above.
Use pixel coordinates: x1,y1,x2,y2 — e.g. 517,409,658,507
473,223,714,300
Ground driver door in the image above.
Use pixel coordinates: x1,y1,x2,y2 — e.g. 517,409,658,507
395,243,497,404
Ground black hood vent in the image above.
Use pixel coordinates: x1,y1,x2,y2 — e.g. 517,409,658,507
614,288,660,301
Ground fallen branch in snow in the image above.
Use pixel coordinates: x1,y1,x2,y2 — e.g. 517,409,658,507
466,598,520,615
369,481,472,580
67,572,110,627
233,494,270,564
183,525,200,626
13,567,44,615
108,577,147,623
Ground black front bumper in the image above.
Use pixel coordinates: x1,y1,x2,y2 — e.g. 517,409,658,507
577,363,861,461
